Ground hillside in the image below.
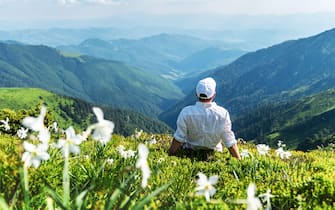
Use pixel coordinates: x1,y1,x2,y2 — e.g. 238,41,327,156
0,88,172,136
234,88,335,150
0,42,183,117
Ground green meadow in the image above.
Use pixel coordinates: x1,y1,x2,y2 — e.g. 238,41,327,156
0,88,334,209
0,122,334,209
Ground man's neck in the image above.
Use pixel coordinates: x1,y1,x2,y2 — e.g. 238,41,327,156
199,99,213,103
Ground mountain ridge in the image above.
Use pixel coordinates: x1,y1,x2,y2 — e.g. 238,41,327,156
0,42,183,117
57,33,246,77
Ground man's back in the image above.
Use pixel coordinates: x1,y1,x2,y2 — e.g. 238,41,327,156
174,101,236,151
168,77,241,159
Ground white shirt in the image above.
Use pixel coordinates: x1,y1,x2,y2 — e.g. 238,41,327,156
173,101,237,151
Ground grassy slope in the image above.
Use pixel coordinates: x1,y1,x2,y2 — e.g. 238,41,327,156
0,87,173,136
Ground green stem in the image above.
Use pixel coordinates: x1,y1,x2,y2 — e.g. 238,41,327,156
22,162,30,210
63,145,70,207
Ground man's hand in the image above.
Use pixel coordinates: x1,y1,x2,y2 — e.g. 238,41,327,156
228,143,241,160
168,138,182,156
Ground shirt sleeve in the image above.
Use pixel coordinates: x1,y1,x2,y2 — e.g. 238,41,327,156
222,111,237,148
173,110,187,143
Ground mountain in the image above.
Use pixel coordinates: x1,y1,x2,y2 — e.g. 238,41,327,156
0,27,155,47
234,88,335,150
171,47,246,73
160,27,335,128
0,88,172,136
0,42,183,117
57,34,246,78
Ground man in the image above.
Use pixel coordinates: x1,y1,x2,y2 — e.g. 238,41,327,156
168,77,241,160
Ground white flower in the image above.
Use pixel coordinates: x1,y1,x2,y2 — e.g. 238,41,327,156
232,183,263,210
22,105,47,132
277,140,286,148
147,136,157,144
195,172,218,202
17,127,29,139
134,128,143,139
51,121,58,132
0,117,10,131
259,189,274,210
57,126,82,157
106,158,114,165
38,128,50,144
241,149,250,159
256,144,270,155
22,141,50,168
126,149,136,158
21,105,50,144
246,183,263,210
275,148,292,160
117,145,136,159
136,144,151,188
86,107,114,145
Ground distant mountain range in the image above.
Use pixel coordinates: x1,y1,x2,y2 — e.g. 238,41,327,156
0,27,303,51
0,42,183,117
0,88,172,136
57,33,246,77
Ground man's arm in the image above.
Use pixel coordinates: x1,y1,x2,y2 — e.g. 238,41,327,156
228,143,241,160
168,138,183,156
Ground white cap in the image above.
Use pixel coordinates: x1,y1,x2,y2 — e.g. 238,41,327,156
196,77,216,99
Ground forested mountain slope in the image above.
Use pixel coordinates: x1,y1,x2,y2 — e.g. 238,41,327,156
234,88,335,150
0,42,183,117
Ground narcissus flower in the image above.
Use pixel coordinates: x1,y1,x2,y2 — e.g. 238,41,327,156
0,117,10,131
22,141,50,168
232,183,263,210
22,105,47,132
256,144,270,155
246,183,263,210
17,127,29,139
275,147,292,160
22,105,50,144
117,145,136,159
106,158,114,165
241,149,250,159
195,172,218,202
134,128,143,139
259,189,274,210
136,144,151,188
86,107,114,145
56,126,82,157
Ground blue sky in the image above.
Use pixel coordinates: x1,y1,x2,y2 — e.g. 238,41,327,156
1,0,335,31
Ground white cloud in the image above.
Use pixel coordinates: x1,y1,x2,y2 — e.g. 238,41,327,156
58,0,126,5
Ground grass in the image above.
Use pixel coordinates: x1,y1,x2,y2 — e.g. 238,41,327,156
0,105,334,209
0,129,334,209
